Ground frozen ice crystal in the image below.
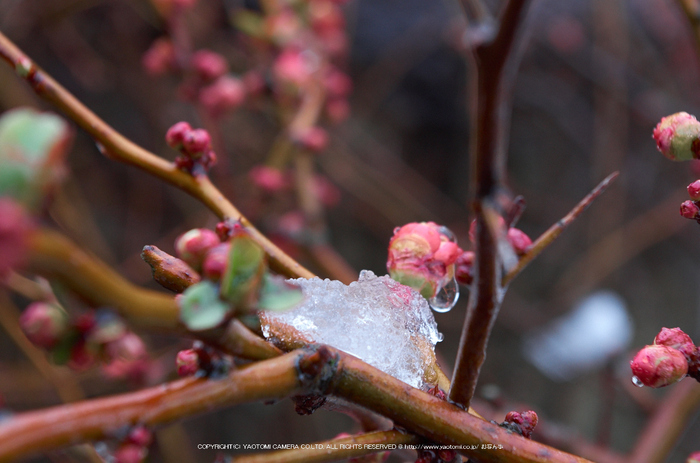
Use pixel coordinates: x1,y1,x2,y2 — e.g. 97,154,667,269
260,270,442,389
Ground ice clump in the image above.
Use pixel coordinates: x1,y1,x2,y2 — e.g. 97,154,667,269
260,270,442,389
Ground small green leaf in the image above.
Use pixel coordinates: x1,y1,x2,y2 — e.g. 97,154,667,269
0,107,71,209
179,281,230,331
258,274,304,312
220,233,265,308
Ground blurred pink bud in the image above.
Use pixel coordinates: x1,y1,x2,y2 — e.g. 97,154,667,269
653,112,700,161
387,222,462,299
69,340,96,370
199,76,246,117
688,180,700,200
127,426,153,447
630,344,688,387
114,444,145,463
19,302,67,349
249,165,289,192
106,332,147,362
182,128,211,156
312,175,341,207
309,1,345,37
680,200,700,219
175,228,220,269
293,126,328,153
141,38,176,76
176,348,200,377
190,50,228,82
243,70,267,96
0,198,33,276
165,121,192,148
277,211,305,238
274,48,315,89
202,243,230,281
323,68,352,98
687,451,700,463
654,327,697,358
455,251,474,285
504,410,539,438
507,227,532,255
325,98,350,123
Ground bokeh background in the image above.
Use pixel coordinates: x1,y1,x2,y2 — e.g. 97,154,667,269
1,0,699,461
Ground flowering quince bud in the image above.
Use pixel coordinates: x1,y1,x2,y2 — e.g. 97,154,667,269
507,227,532,255
292,126,328,153
455,251,474,285
274,48,315,89
680,200,700,219
114,444,145,463
504,410,539,439
105,332,147,362
182,128,211,156
199,76,246,117
175,228,220,269
165,121,192,149
630,344,688,387
653,112,700,161
688,180,700,201
249,165,289,192
312,175,341,207
687,451,700,463
190,50,228,82
176,348,200,376
202,243,230,281
654,327,697,358
0,197,33,276
127,426,152,447
141,38,176,76
387,222,462,300
19,302,67,349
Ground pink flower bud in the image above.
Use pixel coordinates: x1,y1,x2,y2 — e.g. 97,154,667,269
165,121,192,148
630,344,688,387
325,98,350,123
274,48,315,89
249,165,289,192
175,228,220,269
243,70,267,96
312,175,341,207
654,327,698,361
199,76,246,117
680,200,700,219
190,50,228,82
293,126,328,153
653,112,700,161
507,227,532,255
0,198,33,276
105,332,147,362
689,180,700,201
387,222,463,299
504,410,539,438
141,38,176,76
176,348,199,377
455,251,474,285
182,128,211,156
323,68,352,98
687,451,700,463
19,302,67,349
202,243,230,281
114,444,145,463
127,426,153,447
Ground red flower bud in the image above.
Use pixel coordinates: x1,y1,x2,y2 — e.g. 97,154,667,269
630,344,688,387
165,121,192,148
127,425,153,447
504,410,539,438
687,451,700,463
182,128,211,156
175,228,220,269
688,180,700,201
114,444,145,463
680,200,700,219
293,126,328,153
202,243,230,281
19,302,67,349
455,251,474,285
654,327,696,358
176,348,200,377
249,165,289,192
0,198,33,276
141,38,176,76
199,76,246,117
190,50,228,82
653,112,700,161
507,227,532,255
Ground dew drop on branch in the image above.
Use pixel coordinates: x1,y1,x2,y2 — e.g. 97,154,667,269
632,375,644,387
429,277,459,313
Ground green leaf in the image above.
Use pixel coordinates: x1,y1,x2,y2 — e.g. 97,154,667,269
258,274,304,312
179,281,230,331
220,233,265,308
0,107,71,209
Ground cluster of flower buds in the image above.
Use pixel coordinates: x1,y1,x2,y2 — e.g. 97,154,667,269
501,410,539,439
166,122,217,175
679,179,700,222
387,222,462,300
19,305,154,383
175,341,231,378
111,425,152,463
652,112,700,161
630,327,700,387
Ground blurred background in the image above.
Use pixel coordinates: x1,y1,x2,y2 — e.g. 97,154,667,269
1,0,699,461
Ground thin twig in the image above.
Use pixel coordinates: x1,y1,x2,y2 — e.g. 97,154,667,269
502,172,619,286
0,31,313,281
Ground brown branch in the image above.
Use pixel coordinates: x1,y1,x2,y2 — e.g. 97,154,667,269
449,0,533,408
230,430,418,463
0,350,312,462
502,172,618,286
0,30,313,281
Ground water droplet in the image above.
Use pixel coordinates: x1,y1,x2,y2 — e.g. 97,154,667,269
632,375,644,387
429,278,459,313
437,332,444,342
393,227,400,235
438,225,457,243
